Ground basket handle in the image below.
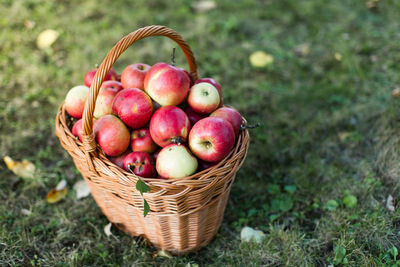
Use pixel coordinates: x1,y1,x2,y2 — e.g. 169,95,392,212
81,25,198,154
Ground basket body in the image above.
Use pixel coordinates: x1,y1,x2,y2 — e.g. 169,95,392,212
55,25,250,253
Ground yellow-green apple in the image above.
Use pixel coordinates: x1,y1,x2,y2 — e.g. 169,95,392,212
144,62,190,106
108,149,131,169
112,88,153,129
131,128,158,153
184,107,205,126
123,151,156,177
210,107,243,138
121,63,151,90
149,106,190,147
93,87,119,119
65,85,89,119
93,115,130,156
189,117,235,162
156,144,198,178
187,82,220,114
84,68,118,87
195,78,222,106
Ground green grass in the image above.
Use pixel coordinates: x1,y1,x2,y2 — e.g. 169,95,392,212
1,0,400,265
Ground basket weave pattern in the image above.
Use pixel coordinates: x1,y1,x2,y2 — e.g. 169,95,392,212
55,25,250,253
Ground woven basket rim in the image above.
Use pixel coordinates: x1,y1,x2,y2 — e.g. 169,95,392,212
56,102,250,192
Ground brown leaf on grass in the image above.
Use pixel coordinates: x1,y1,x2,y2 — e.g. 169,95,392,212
74,180,91,200
392,88,400,98
21,209,32,216
46,180,68,203
4,156,35,178
24,20,35,29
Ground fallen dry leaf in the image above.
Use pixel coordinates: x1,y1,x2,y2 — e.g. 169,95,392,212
386,195,395,212
334,52,342,61
21,209,32,216
46,180,68,204
293,43,310,57
392,88,400,98
24,20,35,29
153,249,173,259
36,29,59,49
4,156,35,178
241,226,265,243
192,1,216,12
249,51,274,68
74,180,91,200
104,222,112,237
338,132,350,142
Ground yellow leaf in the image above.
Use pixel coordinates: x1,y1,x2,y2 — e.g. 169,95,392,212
4,156,35,178
338,132,350,142
153,249,173,259
36,29,59,49
249,51,274,68
46,180,68,203
334,52,342,61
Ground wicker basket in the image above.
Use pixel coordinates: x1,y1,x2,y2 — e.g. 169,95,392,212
55,25,250,254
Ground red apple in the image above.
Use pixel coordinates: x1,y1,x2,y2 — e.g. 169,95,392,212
123,152,156,178
112,88,153,129
184,107,205,126
177,67,193,86
93,87,119,119
189,117,235,162
108,150,131,169
71,119,83,141
144,62,190,106
156,144,198,178
84,68,118,88
131,128,158,153
188,82,220,114
198,160,218,171
195,78,222,106
210,107,243,138
101,80,123,91
93,115,130,156
65,85,89,119
150,106,190,147
121,63,151,90
152,148,161,161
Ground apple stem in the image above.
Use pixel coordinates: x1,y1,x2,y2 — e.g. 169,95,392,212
241,122,260,130
171,47,176,66
171,136,182,145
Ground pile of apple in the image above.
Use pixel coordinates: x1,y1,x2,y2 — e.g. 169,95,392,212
65,62,243,179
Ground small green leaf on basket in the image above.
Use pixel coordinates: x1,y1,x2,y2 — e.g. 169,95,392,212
136,179,150,196
143,199,150,217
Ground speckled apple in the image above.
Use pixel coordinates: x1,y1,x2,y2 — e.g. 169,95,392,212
123,151,156,177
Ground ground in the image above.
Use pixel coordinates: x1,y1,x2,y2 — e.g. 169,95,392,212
1,0,400,266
